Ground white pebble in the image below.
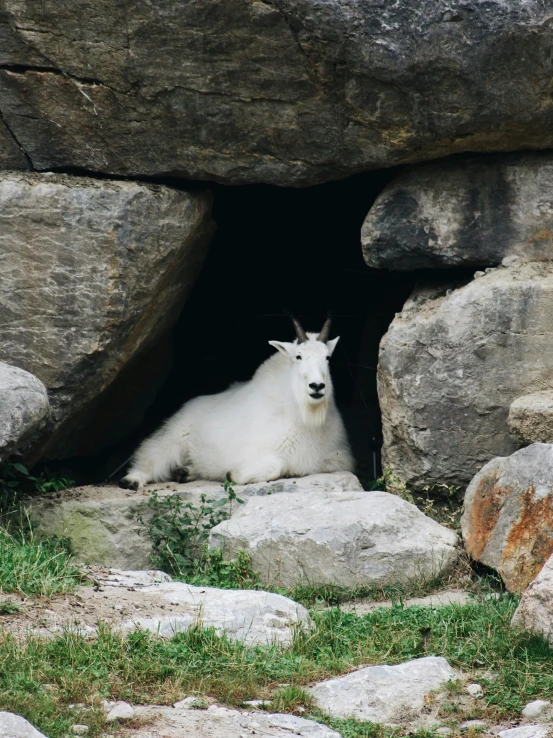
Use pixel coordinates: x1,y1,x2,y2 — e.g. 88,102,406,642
71,726,89,735
467,683,484,698
106,701,134,722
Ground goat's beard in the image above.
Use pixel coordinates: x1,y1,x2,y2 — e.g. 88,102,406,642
298,396,329,427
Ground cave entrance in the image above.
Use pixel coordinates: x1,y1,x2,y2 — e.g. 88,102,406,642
59,170,419,486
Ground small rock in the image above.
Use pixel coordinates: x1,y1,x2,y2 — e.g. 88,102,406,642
474,270,486,279
521,701,552,720
499,726,550,738
467,683,484,698
70,726,89,735
0,713,47,738
105,701,134,722
173,696,200,709
243,700,269,707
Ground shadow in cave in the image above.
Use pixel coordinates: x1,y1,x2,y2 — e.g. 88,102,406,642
54,169,421,486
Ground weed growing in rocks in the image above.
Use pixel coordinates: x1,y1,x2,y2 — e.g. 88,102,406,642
0,461,73,514
139,478,245,578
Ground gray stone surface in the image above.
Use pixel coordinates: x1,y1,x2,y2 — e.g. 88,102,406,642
378,262,553,490
209,488,458,588
339,589,470,616
0,713,47,738
27,472,361,568
0,172,213,461
512,551,553,641
509,391,553,445
130,704,341,738
121,582,312,646
0,362,49,461
498,727,550,738
309,656,457,725
105,702,134,722
362,153,553,270
462,444,553,593
521,702,552,721
2,3,553,185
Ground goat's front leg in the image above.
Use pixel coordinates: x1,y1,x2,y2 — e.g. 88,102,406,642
230,456,283,485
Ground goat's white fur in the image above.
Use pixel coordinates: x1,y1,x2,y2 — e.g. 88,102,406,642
121,332,354,489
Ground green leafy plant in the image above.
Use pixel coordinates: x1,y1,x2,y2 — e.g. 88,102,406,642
0,461,73,514
140,477,244,578
190,547,260,589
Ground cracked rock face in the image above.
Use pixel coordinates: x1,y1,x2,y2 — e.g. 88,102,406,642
2,2,553,184
509,391,553,445
378,262,553,490
362,153,553,270
0,361,49,461
462,443,553,593
0,172,214,460
209,487,458,588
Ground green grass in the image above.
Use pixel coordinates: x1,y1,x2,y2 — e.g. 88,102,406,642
0,525,82,597
2,595,553,737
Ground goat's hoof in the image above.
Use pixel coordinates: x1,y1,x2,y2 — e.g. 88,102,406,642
119,477,139,491
172,467,189,483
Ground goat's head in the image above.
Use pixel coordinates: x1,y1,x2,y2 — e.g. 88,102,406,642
269,313,339,426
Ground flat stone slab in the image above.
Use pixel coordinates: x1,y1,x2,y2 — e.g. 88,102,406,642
0,713,46,738
309,656,457,725
499,726,550,738
462,443,553,592
27,472,361,568
129,704,341,738
121,582,312,646
340,589,470,615
210,489,458,588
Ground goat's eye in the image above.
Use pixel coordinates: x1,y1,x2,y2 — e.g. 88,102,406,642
326,357,330,361
296,355,302,360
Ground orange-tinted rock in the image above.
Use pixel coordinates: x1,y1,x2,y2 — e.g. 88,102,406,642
461,443,553,592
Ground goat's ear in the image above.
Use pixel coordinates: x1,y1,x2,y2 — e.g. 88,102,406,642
327,336,340,356
269,340,294,357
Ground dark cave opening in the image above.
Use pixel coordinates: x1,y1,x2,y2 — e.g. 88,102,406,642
53,169,421,486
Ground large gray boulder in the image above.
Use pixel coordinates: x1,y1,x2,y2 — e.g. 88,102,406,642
378,262,553,490
309,657,457,725
461,444,553,593
2,2,553,185
362,153,553,270
0,362,49,461
0,172,213,460
28,473,361,568
509,391,553,445
209,488,458,588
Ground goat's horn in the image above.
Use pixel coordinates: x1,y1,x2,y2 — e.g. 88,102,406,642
284,310,308,343
317,312,332,343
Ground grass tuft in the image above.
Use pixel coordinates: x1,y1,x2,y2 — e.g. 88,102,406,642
0,524,82,597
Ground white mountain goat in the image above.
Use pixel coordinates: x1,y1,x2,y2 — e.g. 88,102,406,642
120,314,354,489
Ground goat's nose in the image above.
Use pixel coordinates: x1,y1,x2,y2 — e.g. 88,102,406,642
309,382,325,392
